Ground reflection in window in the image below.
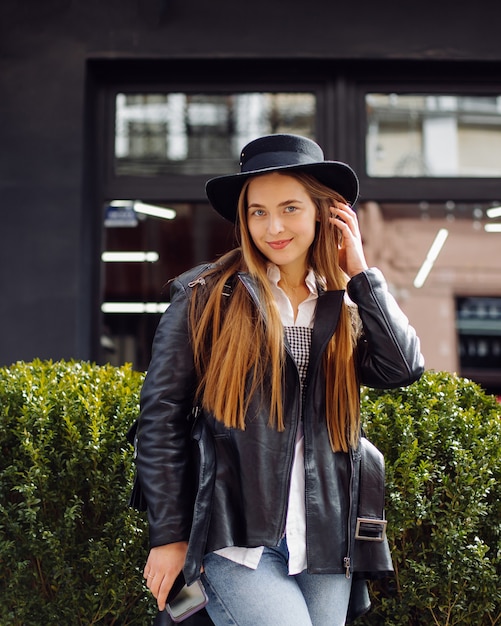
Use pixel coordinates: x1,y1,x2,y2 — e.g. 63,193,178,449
456,296,501,395
100,199,235,370
366,94,501,177
115,92,316,177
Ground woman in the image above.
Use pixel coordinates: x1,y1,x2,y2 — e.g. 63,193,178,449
135,134,424,625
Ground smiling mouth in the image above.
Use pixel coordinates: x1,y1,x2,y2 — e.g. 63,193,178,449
267,239,292,250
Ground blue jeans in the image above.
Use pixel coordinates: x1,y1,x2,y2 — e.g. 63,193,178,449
201,537,352,626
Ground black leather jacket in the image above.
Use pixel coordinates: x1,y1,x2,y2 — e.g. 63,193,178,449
135,265,424,618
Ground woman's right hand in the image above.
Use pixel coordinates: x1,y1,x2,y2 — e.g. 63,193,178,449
143,541,189,611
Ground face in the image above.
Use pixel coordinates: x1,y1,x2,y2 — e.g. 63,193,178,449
246,173,317,276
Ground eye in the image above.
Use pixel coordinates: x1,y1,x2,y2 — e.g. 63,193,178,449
248,207,266,218
250,208,266,217
284,205,298,214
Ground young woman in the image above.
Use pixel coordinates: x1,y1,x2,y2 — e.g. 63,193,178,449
135,134,424,625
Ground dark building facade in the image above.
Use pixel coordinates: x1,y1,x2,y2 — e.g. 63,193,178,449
1,0,500,393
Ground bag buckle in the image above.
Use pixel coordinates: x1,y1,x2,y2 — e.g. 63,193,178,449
355,517,387,542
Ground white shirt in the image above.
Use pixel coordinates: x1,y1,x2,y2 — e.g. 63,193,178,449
215,264,318,574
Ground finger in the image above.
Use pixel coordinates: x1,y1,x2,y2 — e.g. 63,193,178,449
147,571,164,597
143,556,154,579
145,572,156,593
157,577,172,612
330,202,353,214
144,571,174,611
330,208,361,238
330,205,356,223
329,212,353,236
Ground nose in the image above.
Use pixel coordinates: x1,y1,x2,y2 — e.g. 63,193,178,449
267,214,285,236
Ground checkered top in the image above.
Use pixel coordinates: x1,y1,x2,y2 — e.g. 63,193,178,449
284,326,312,404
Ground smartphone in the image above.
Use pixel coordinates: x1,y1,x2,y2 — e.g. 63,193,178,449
166,579,208,623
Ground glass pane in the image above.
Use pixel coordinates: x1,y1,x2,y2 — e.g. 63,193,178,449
100,199,235,371
366,94,501,177
115,92,316,177
456,296,501,396
357,200,501,396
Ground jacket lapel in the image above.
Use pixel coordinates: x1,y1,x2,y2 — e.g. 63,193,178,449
237,271,345,373
237,272,269,324
308,289,345,378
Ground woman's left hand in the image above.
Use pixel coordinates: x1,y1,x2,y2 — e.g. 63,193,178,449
329,203,369,278
143,541,189,611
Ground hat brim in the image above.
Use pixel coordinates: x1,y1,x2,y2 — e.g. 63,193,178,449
205,161,359,223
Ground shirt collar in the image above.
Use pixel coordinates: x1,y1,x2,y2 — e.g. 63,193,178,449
266,263,318,296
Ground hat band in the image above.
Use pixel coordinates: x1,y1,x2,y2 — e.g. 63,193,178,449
241,150,319,173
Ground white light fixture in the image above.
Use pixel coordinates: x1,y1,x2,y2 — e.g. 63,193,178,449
101,302,170,314
101,251,159,263
108,200,177,221
486,205,501,219
110,200,132,207
133,201,176,220
413,228,449,289
484,223,501,233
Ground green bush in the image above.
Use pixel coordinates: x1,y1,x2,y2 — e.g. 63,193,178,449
356,370,501,626
1,362,499,625
0,359,156,625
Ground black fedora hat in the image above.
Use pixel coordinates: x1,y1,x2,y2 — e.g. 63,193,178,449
205,134,359,223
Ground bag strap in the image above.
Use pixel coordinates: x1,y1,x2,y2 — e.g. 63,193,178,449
355,438,387,542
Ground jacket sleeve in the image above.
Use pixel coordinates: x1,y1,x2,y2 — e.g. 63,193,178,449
347,268,425,389
135,277,198,548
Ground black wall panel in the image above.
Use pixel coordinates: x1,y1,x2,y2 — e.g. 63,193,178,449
0,0,500,365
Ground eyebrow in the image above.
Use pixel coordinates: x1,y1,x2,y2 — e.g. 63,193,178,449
247,198,305,210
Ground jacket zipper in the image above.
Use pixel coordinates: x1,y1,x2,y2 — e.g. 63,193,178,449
187,277,206,288
277,347,302,544
344,451,355,579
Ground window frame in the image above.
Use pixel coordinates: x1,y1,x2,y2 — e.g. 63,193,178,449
349,64,501,203
89,59,501,372
99,65,332,202
97,59,501,206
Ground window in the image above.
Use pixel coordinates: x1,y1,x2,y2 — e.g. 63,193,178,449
456,296,501,395
102,89,317,369
366,94,501,177
101,199,235,370
115,92,316,178
94,64,501,390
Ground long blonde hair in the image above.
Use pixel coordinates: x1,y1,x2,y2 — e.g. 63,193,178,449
190,172,361,452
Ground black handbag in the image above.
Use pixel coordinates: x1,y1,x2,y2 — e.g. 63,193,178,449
346,436,393,622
